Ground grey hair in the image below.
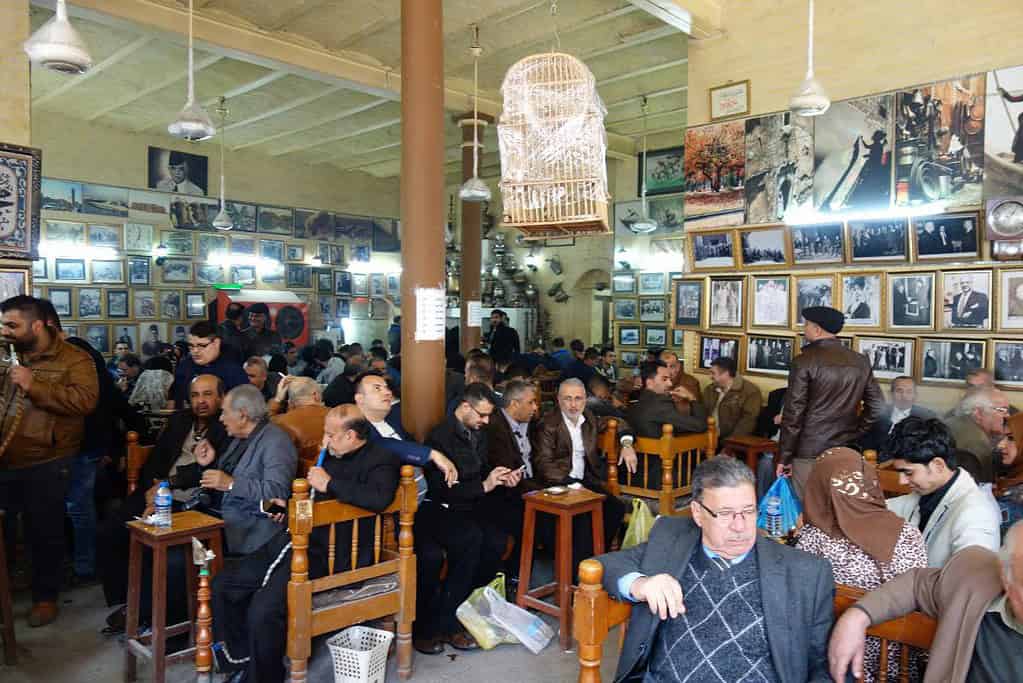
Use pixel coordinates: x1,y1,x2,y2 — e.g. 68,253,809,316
243,356,268,371
956,386,995,418
692,455,755,501
558,377,585,395
1002,520,1023,581
287,377,320,404
503,379,535,403
225,384,268,422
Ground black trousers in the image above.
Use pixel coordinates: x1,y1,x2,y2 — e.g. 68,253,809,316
0,457,71,602
475,492,525,577
413,502,508,638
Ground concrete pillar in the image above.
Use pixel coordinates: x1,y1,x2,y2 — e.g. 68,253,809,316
0,0,31,146
399,0,445,441
457,113,493,354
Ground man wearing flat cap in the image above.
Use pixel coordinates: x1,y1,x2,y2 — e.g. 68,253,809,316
779,306,884,498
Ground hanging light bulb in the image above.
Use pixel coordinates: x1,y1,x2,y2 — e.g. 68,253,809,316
24,0,93,75
460,25,491,203
790,0,830,117
631,96,658,235
212,97,234,231
169,0,215,141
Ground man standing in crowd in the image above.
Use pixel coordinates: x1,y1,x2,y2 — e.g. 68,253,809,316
174,321,249,408
243,302,283,357
628,360,709,438
486,309,520,363
270,377,328,462
945,386,1009,484
0,295,99,626
779,306,884,497
701,356,761,441
218,301,247,359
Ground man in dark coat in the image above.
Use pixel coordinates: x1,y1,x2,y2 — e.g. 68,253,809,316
627,360,708,439
485,309,520,363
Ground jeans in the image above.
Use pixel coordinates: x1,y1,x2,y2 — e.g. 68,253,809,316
66,448,102,577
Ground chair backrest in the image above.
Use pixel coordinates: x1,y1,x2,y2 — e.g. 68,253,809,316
865,449,911,498
125,431,155,495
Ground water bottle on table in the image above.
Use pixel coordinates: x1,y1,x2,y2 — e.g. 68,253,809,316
154,481,173,528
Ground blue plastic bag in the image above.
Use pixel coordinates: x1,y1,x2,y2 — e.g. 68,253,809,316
757,476,801,536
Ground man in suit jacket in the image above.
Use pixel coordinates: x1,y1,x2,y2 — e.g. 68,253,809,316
597,456,833,683
950,279,989,327
627,360,708,439
863,376,936,453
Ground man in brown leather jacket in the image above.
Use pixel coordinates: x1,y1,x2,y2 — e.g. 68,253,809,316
0,295,99,626
270,376,328,463
779,306,883,498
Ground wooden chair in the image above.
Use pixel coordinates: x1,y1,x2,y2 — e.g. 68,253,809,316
865,449,911,498
126,430,155,495
536,370,562,414
602,418,717,515
574,559,937,683
286,465,418,682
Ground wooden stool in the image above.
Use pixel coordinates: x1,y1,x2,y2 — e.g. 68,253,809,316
0,510,15,665
517,487,605,650
723,435,779,473
124,511,224,683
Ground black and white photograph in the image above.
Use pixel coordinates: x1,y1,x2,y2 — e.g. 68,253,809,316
672,280,702,327
49,288,71,317
337,298,351,318
260,261,284,284
994,340,1023,387
856,337,914,380
849,217,908,261
745,335,794,376
645,326,667,347
335,214,375,241
888,273,935,330
128,257,151,285
620,351,640,367
672,329,684,346
133,290,156,319
78,288,101,319
614,298,637,321
169,195,218,230
751,276,790,327
231,265,256,286
372,220,401,253
941,270,991,330
87,224,121,249
921,339,986,384
795,276,835,324
185,292,205,319
985,65,1023,198
54,258,86,281
32,258,46,280
612,271,636,294
319,297,333,319
113,325,137,353
41,178,82,212
618,325,641,346
257,205,294,235
790,223,845,264
999,269,1023,330
231,236,257,256
84,325,110,354
148,147,207,195
139,323,167,358
315,269,333,295
196,264,224,286
294,209,324,239
196,234,228,261
841,273,883,327
160,291,181,319
709,278,743,328
45,220,86,247
224,201,257,232
370,273,386,297
813,94,894,212
287,264,312,288
691,232,735,269
124,223,154,253
638,272,666,296
639,298,665,322
161,259,192,283
128,190,170,223
744,113,814,223
0,270,26,302
352,245,372,262
81,184,129,217
106,290,129,319
739,228,787,266
173,325,188,344
387,274,400,297
699,335,739,370
162,230,194,256
260,239,285,263
352,273,369,296
287,244,305,262
335,271,352,296
913,213,979,259
91,259,124,284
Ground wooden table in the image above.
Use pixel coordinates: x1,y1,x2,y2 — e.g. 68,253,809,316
124,510,224,683
517,487,605,650
722,435,779,473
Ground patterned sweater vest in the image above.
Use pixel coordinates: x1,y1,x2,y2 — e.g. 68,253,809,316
644,546,780,683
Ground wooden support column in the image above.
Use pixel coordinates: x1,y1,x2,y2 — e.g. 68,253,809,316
457,112,493,354
399,0,445,441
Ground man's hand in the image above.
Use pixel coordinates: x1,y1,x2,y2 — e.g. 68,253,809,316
9,366,32,393
483,466,512,493
828,607,870,682
775,462,791,478
307,466,331,493
430,450,458,487
498,467,524,488
200,469,233,491
618,445,638,474
194,439,216,467
669,386,696,402
630,574,685,620
266,497,288,524
274,375,294,402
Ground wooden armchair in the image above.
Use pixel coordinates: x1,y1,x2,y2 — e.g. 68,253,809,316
601,418,717,515
864,450,911,498
286,465,418,682
125,430,155,495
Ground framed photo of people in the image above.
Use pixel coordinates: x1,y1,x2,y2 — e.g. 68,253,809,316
644,326,667,347
940,269,991,331
749,276,790,328
77,288,101,319
639,298,666,323
790,222,844,265
614,298,637,321
855,336,914,381
612,271,636,294
849,217,908,262
887,272,935,331
745,334,794,377
793,275,836,326
738,227,788,267
620,351,640,367
106,290,129,319
840,272,883,329
49,288,71,317
919,338,986,385
671,279,703,328
709,277,743,328
617,324,641,347
638,272,666,296
998,269,1023,330
994,341,1023,388
698,333,740,372
690,231,736,270
913,213,979,260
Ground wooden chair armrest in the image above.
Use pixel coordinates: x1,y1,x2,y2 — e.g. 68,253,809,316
575,558,633,683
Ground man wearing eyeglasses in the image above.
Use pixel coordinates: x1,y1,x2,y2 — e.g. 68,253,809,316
597,456,834,682
173,320,249,408
945,386,1010,484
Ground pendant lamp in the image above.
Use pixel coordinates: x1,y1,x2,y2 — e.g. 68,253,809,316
790,0,830,117
24,0,93,75
168,0,216,141
212,97,233,231
631,97,658,235
460,25,491,203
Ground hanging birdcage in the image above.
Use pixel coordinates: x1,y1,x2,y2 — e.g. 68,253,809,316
498,52,610,238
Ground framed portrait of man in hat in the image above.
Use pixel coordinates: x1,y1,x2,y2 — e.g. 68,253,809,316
148,146,208,196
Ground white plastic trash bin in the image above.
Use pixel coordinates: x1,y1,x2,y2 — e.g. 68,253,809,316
326,625,394,683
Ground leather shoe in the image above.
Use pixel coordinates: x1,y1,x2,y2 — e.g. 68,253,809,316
445,630,480,651
28,601,58,627
413,636,444,655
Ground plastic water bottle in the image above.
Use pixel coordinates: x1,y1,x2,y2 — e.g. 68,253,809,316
154,481,173,528
764,495,783,537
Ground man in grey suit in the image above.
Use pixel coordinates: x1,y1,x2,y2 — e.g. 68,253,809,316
596,456,834,682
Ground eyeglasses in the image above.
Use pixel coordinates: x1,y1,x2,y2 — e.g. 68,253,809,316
695,500,757,525
467,403,493,421
988,406,1010,415
188,340,214,351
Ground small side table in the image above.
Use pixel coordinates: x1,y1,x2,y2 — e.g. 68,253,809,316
124,510,224,683
517,487,605,650
723,435,779,473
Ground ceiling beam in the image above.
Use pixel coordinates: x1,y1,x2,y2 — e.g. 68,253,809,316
201,70,289,107
627,0,723,38
607,105,688,128
85,53,225,121
231,98,390,151
271,117,402,157
606,84,688,110
597,57,689,87
580,25,679,60
223,84,344,132
32,35,153,107
265,0,333,31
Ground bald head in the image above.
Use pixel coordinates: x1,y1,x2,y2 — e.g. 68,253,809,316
323,404,372,457
189,373,223,418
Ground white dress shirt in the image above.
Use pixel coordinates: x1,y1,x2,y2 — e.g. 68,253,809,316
563,411,587,480
889,405,912,432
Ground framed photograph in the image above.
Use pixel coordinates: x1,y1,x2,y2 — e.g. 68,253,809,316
709,80,750,121
849,217,908,262
369,273,386,298
620,351,640,367
133,290,156,319
920,339,986,385
197,234,228,261
940,270,992,331
196,264,224,286
260,239,285,263
739,227,788,267
684,121,746,227
638,272,666,296
63,324,78,338
112,325,137,353
335,271,352,296
170,324,188,345
709,277,743,328
841,273,883,328
745,334,794,376
260,261,284,284
87,224,121,249
257,205,294,235
169,195,217,230
91,259,124,284
286,264,312,289
32,258,46,280
41,178,82,213
750,276,790,327
84,325,110,354
856,336,914,381
794,275,836,325
161,230,194,256
287,244,305,261
999,269,1023,330
351,273,369,296
351,244,372,263
128,190,170,222
638,146,684,196
139,323,167,358
231,265,257,285
106,289,129,318
387,273,401,297
644,326,668,347
690,231,736,270
314,269,333,294
813,94,893,212
231,236,257,256
671,279,703,328
0,269,26,301
372,219,401,252
124,223,154,253
994,340,1023,388
161,259,192,283
158,290,181,319
790,223,845,264
148,147,208,195
888,272,935,330
914,213,979,260
45,220,86,247
224,201,257,232
612,271,636,294
128,257,151,285
618,325,641,347
54,258,86,281
744,113,814,224
698,334,740,371
185,292,205,318
318,296,333,319
672,329,684,346
49,288,71,317
81,184,129,218
638,298,666,322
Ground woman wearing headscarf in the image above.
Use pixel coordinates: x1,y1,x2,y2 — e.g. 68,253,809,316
795,447,927,683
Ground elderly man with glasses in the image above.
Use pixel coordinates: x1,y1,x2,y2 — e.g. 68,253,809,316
945,386,1010,484
596,456,834,683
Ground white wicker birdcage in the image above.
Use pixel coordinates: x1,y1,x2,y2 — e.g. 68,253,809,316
498,52,610,238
